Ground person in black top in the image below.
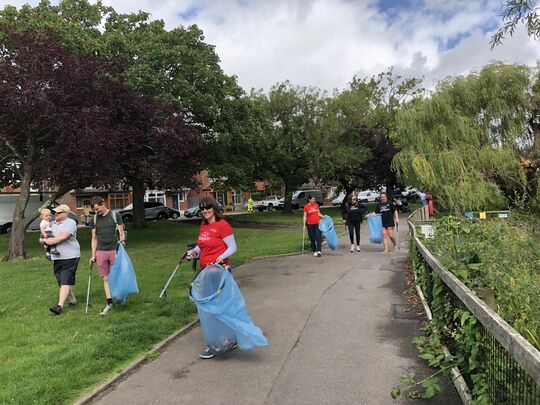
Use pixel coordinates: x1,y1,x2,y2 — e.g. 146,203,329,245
375,192,399,253
344,194,366,252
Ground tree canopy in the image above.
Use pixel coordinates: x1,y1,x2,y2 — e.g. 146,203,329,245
491,0,540,48
393,63,539,213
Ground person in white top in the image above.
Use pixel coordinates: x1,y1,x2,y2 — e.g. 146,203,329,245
39,208,59,259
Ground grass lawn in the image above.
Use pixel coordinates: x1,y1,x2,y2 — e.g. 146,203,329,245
228,204,379,226
0,220,306,404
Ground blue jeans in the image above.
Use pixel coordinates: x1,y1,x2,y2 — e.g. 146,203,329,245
307,224,322,252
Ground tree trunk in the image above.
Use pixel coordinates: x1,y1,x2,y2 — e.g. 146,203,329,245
131,177,147,229
4,169,33,261
282,183,294,214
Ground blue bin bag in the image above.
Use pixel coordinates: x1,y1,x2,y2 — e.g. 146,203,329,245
108,244,139,302
367,214,383,244
318,215,339,251
190,264,268,355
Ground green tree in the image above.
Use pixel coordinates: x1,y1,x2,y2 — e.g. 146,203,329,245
312,69,423,200
393,63,540,213
491,0,540,48
0,0,250,228
255,82,326,213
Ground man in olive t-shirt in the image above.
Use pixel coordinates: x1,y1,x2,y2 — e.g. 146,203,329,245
89,196,125,315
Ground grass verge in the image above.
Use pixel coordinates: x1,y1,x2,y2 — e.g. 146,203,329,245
0,220,305,404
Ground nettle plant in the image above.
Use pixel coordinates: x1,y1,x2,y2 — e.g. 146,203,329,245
394,215,540,402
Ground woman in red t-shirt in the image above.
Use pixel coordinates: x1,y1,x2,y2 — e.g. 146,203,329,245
186,195,237,359
303,195,324,257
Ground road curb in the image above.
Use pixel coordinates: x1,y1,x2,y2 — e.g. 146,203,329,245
73,318,200,405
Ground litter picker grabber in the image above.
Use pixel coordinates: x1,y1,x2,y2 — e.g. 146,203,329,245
85,262,93,314
302,226,306,255
395,223,400,251
159,243,197,299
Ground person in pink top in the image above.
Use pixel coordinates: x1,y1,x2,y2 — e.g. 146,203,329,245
186,195,237,359
303,195,324,257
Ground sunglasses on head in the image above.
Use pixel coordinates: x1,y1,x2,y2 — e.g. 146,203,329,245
199,204,213,210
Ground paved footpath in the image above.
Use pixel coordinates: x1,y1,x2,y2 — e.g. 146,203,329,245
92,217,461,405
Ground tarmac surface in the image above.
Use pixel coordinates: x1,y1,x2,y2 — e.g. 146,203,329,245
91,217,461,405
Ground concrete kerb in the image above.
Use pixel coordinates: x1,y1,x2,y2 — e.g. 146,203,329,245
73,319,200,405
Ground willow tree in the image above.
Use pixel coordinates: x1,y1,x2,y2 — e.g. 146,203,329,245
491,0,540,48
392,63,540,213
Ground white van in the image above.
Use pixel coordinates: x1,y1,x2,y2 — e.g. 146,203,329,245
0,192,55,234
291,189,324,209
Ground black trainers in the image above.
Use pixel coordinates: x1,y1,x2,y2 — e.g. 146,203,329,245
50,249,60,255
198,347,215,359
49,305,63,315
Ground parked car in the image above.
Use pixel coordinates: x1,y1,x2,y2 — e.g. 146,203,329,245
357,190,379,203
0,193,78,234
253,195,282,212
332,193,346,206
117,202,171,223
166,207,181,219
184,202,224,218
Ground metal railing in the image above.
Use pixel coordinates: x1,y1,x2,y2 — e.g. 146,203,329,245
408,211,540,404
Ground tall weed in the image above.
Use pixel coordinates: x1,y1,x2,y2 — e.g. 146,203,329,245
426,215,540,350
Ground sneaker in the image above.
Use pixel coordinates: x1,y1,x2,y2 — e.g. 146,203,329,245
49,305,63,315
45,253,52,261
350,245,355,252
50,249,60,255
199,347,215,359
317,251,322,257
313,252,318,257
100,304,113,315
356,246,361,252
68,300,78,307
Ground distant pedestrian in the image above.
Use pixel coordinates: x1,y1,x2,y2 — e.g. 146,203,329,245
418,191,427,206
344,194,366,252
427,193,434,216
39,208,59,260
186,195,238,359
39,204,80,315
247,197,253,213
375,192,399,253
303,195,324,257
89,196,126,315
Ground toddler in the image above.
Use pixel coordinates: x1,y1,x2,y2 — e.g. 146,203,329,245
39,208,59,259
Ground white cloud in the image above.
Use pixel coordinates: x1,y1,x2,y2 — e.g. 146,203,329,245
2,0,540,92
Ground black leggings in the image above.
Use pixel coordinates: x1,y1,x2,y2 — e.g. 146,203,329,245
307,224,322,252
347,220,361,245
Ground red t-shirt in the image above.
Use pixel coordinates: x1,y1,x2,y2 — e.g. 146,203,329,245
304,203,321,225
197,219,234,267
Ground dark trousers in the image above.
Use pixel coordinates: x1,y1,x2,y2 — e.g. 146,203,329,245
307,224,322,252
347,220,361,244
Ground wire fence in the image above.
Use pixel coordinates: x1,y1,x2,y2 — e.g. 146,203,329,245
408,213,540,404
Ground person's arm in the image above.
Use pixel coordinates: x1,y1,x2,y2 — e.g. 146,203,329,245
303,211,307,228
117,224,126,244
39,224,48,239
215,235,237,262
394,204,399,225
41,232,70,245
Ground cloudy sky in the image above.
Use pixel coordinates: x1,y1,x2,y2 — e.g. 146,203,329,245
1,0,539,92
